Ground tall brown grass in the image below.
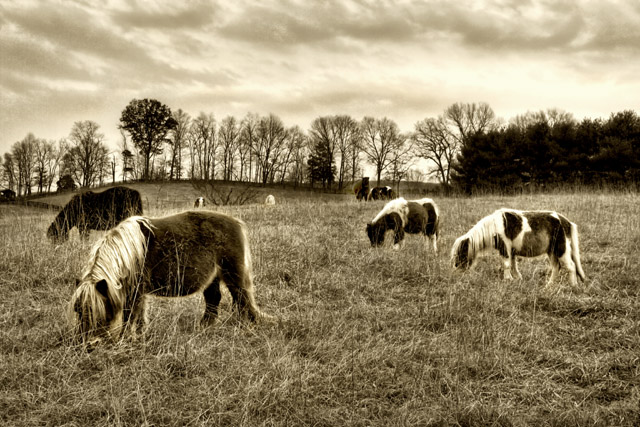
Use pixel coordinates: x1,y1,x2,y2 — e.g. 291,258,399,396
0,189,638,426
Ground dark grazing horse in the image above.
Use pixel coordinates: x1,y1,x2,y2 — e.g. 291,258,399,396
366,197,439,252
353,177,370,201
451,208,586,287
47,186,143,242
70,210,273,346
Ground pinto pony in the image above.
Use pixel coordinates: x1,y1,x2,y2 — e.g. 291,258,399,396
194,196,206,208
451,209,586,286
47,186,143,242
366,197,439,251
70,210,271,345
368,186,394,201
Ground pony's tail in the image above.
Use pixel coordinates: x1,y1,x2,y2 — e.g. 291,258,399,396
570,222,586,282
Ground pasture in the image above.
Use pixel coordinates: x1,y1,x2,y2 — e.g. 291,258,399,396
1,188,639,426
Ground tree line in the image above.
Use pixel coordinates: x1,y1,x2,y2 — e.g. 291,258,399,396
2,98,638,196
452,109,640,193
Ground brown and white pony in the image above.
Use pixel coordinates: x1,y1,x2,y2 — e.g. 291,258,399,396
368,186,394,201
193,197,206,208
451,208,586,286
366,197,439,252
70,210,272,346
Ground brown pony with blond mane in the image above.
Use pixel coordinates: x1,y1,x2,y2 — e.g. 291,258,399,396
70,210,272,346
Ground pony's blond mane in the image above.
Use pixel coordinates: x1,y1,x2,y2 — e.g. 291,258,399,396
451,210,505,262
71,216,153,335
371,197,409,226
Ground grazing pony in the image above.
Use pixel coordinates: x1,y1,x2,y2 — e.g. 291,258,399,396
70,210,271,346
366,197,439,252
451,209,586,286
353,177,370,201
47,186,143,242
368,186,394,201
194,196,206,208
265,194,276,205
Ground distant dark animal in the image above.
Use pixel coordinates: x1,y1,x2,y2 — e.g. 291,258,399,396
368,186,394,201
194,196,206,208
70,210,273,346
451,209,586,287
366,197,439,252
47,187,143,242
0,189,16,202
265,194,276,205
353,177,370,201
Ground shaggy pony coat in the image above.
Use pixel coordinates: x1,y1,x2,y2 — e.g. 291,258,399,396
451,208,586,286
366,197,439,251
48,186,143,241
70,210,270,345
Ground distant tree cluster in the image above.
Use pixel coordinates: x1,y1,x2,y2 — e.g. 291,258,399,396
452,109,640,193
2,97,637,196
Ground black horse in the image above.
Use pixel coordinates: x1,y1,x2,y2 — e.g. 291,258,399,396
47,186,143,242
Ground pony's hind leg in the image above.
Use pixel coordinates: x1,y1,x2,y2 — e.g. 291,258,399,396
545,255,561,287
202,277,222,325
222,266,262,322
558,245,578,287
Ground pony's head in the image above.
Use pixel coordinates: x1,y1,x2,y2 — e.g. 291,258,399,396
366,221,386,247
451,236,473,270
70,278,124,346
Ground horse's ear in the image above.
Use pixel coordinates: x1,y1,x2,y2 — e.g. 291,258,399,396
95,279,109,298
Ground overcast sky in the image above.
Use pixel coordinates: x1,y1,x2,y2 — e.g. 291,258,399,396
1,0,639,155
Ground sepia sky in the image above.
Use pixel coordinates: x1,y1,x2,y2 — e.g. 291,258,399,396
1,0,639,154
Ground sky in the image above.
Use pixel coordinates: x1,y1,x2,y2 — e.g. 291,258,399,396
1,0,639,156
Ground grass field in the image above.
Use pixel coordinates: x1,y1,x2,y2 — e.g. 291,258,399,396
1,186,639,426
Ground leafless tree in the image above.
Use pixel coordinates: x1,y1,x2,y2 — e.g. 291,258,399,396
253,114,288,185
284,125,308,186
333,115,360,190
188,113,217,180
218,116,240,181
11,133,38,196
66,121,109,187
238,113,259,182
308,116,337,187
360,117,403,186
168,109,191,180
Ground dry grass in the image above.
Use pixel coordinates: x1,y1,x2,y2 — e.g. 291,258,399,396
0,189,639,426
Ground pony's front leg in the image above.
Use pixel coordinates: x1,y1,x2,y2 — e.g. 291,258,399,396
511,257,522,280
393,229,405,250
202,277,222,325
430,235,438,254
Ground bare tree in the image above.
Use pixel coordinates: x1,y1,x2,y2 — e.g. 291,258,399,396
445,102,496,144
333,115,360,190
412,116,457,185
285,126,308,186
2,153,16,192
11,134,38,196
386,134,414,192
188,113,217,180
238,113,259,182
360,117,403,186
168,109,191,180
66,121,109,187
253,114,288,185
414,103,497,185
218,116,240,181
